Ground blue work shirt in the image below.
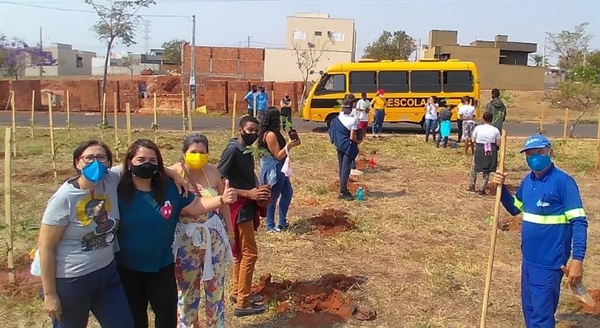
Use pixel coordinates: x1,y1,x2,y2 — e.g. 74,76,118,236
244,91,257,110
116,179,195,273
500,164,587,269
257,91,269,111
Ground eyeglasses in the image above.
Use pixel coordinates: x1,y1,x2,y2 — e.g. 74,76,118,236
80,154,109,164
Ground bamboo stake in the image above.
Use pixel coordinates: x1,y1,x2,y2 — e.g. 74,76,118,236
30,90,35,138
187,98,193,131
10,90,16,156
113,92,118,146
253,95,257,118
4,128,15,284
153,93,158,143
563,108,569,140
66,90,71,146
232,93,237,137
126,103,132,146
101,92,106,139
271,90,274,107
480,129,508,328
595,110,600,171
48,93,57,183
539,102,545,133
181,90,186,132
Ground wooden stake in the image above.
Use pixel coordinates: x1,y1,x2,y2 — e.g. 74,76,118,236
48,93,57,183
232,93,237,137
4,128,15,284
480,129,508,328
539,102,545,133
271,90,274,107
126,103,132,146
595,110,600,171
102,92,107,125
181,90,186,132
113,92,118,146
66,90,71,146
253,95,257,118
30,90,35,138
153,93,158,143
10,90,16,156
187,98,193,131
563,108,569,140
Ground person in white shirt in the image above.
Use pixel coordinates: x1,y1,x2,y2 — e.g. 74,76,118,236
468,112,501,195
458,96,477,155
424,96,438,142
355,92,370,135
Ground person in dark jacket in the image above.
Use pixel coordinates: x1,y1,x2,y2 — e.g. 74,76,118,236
484,88,507,132
435,101,453,148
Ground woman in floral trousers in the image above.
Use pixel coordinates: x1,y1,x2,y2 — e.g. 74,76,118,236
170,133,235,328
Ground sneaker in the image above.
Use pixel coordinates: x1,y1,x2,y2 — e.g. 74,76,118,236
466,186,476,192
230,294,263,305
234,303,267,317
477,190,487,196
338,191,354,201
266,227,281,233
278,224,289,231
350,169,363,176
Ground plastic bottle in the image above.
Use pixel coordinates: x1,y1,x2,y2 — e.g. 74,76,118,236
356,187,364,201
571,282,596,307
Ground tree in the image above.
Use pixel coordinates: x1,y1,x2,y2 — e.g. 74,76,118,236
119,54,139,76
0,34,55,79
546,23,592,70
555,65,600,136
586,50,600,71
529,54,549,67
292,39,328,106
83,0,157,126
363,30,416,61
161,39,186,64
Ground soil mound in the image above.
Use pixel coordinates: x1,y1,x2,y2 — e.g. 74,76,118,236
331,178,368,194
577,289,600,315
252,273,376,327
0,253,41,301
498,217,522,232
307,209,356,235
485,183,519,195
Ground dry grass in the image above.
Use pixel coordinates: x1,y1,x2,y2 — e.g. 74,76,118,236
0,127,599,328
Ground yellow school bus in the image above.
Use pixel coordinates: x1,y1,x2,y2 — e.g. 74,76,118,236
302,59,481,129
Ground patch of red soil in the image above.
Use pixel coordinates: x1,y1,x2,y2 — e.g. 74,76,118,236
485,183,519,195
16,168,74,184
252,273,376,327
355,157,368,170
331,177,368,194
0,253,41,301
498,217,522,232
577,289,600,315
307,209,356,235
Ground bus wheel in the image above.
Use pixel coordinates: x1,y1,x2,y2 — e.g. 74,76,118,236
419,117,425,131
325,113,338,129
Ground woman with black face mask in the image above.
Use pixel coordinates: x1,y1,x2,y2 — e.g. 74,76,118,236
115,139,237,328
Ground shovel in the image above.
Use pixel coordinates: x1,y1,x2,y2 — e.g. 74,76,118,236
561,265,596,307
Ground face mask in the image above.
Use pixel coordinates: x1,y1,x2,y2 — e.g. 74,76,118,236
241,132,259,146
526,154,552,172
130,162,159,179
184,152,209,170
81,159,107,184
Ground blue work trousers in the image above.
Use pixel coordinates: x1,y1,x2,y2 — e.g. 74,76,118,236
521,260,563,328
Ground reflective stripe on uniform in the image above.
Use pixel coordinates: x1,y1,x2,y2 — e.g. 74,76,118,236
522,212,568,225
565,208,586,220
514,197,523,211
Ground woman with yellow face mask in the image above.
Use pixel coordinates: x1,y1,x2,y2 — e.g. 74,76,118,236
168,133,235,328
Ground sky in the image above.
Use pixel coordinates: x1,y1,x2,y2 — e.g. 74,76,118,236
1,0,599,64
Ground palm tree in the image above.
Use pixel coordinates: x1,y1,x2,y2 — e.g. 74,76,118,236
529,54,549,67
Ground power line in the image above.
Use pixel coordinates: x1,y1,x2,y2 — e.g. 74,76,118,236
0,1,190,17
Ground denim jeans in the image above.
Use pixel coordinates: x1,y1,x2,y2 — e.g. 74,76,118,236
266,172,293,230
50,260,133,328
425,119,437,141
372,109,385,134
247,108,254,117
337,150,354,194
436,135,449,148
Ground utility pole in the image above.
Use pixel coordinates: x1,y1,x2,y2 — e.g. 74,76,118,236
247,35,251,48
190,15,196,112
39,27,43,77
542,35,547,68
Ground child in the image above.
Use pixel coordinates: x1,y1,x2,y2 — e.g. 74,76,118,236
436,101,453,148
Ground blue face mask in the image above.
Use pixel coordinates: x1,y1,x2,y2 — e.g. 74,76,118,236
82,159,107,184
526,154,551,172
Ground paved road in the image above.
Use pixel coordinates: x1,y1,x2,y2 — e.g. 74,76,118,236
0,112,597,138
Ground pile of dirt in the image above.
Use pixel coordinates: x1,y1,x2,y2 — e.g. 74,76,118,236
331,177,368,194
307,209,356,235
252,273,376,327
0,253,41,301
146,76,182,95
577,289,600,315
485,183,520,195
498,217,522,232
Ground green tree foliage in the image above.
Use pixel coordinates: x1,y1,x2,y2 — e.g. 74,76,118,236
529,54,549,67
546,23,592,70
556,65,600,135
161,39,187,64
83,0,157,125
363,30,416,61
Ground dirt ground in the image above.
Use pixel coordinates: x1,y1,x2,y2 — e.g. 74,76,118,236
0,128,598,328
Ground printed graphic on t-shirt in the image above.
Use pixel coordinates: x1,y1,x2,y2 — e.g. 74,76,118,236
161,200,174,219
77,196,118,251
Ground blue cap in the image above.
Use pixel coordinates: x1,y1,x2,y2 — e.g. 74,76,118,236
520,134,552,153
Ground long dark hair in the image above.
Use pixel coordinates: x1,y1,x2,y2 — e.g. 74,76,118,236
118,139,166,204
72,140,113,173
258,107,286,150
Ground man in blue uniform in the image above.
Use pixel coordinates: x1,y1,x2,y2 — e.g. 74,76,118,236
493,134,588,328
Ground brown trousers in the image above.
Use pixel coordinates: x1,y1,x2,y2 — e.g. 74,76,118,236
232,219,258,308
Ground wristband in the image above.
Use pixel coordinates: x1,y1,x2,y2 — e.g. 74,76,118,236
219,196,226,205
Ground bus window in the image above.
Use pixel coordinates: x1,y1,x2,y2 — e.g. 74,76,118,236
349,71,377,93
442,71,473,92
316,74,346,94
378,71,409,93
411,71,441,93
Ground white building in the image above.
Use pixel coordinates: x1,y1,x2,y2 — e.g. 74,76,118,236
24,43,96,77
